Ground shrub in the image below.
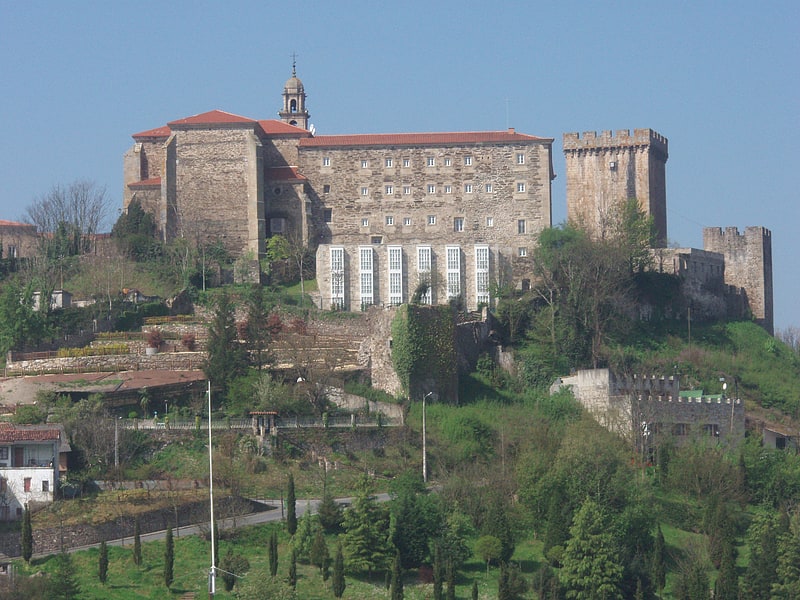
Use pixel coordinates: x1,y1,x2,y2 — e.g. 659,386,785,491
181,333,196,351
146,329,163,349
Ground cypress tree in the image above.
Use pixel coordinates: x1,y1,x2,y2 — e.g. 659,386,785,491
164,526,174,588
286,473,297,535
390,550,404,600
471,579,479,600
21,503,32,562
445,558,456,600
288,546,297,589
432,542,444,600
269,530,279,577
133,518,142,566
332,541,346,598
309,529,329,575
714,543,739,600
652,524,666,592
98,540,109,584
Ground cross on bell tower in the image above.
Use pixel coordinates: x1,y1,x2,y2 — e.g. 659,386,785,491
279,54,310,130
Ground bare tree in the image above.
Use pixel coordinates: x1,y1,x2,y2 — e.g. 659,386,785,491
25,180,110,257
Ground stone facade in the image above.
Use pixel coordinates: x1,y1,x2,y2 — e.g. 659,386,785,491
703,226,774,334
0,220,39,259
563,129,668,246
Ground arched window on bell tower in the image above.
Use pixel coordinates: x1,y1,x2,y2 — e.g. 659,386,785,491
278,58,310,130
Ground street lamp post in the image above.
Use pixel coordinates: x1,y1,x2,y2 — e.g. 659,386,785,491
422,392,436,483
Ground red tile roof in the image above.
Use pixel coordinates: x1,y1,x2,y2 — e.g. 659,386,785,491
128,177,162,188
298,129,552,148
168,109,257,127
0,422,60,443
257,120,312,137
265,167,307,181
132,125,171,139
0,220,35,228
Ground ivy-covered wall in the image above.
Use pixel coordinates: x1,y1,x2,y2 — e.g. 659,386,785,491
390,304,458,403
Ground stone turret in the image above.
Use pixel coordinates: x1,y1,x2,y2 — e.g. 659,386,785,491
278,59,310,130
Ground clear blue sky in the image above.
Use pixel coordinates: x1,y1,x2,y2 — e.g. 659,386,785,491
1,1,797,330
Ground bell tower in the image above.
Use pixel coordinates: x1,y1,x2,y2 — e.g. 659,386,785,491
279,57,310,130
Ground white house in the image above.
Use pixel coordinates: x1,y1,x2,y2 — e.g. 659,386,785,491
0,423,69,520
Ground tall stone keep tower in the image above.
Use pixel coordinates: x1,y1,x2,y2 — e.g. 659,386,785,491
703,226,774,334
563,129,668,246
279,60,310,130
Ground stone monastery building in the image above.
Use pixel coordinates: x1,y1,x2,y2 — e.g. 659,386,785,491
123,67,772,331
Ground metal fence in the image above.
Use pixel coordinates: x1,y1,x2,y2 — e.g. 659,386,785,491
121,413,401,431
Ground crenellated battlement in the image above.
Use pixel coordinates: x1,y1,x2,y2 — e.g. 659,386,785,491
563,128,668,157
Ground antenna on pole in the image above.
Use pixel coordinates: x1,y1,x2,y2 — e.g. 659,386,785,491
208,380,216,596
505,98,510,130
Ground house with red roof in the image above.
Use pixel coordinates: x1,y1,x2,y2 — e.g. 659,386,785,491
0,423,69,519
123,64,555,311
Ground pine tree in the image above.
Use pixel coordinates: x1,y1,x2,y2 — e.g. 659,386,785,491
294,505,319,560
133,518,142,566
286,472,297,535
773,513,800,599
49,551,80,600
651,524,666,592
309,529,329,575
317,492,343,533
98,540,109,584
269,530,279,577
390,550,404,600
203,290,247,398
342,474,391,577
288,546,297,589
164,526,174,588
21,503,32,563
332,541,346,598
743,512,779,599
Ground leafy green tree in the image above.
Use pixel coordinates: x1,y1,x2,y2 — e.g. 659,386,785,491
48,551,81,600
474,535,502,574
286,472,297,535
163,526,174,588
437,507,474,570
559,498,624,600
482,494,515,563
309,530,329,576
21,504,32,562
774,512,800,598
743,512,779,599
269,530,279,577
98,540,109,584
332,542,346,598
675,561,710,600
133,518,142,566
111,199,160,261
342,474,391,577
317,492,343,533
237,566,297,600
220,548,250,592
390,551,404,600
294,506,318,560
0,279,50,355
389,470,442,569
203,290,247,399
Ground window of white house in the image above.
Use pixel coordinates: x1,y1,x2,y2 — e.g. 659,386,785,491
270,218,286,234
403,158,411,167
24,478,31,492
427,184,436,194
486,216,494,227
427,215,436,225
361,187,369,196
42,480,49,493
323,157,330,167
403,217,412,226
361,160,369,168
517,153,525,164
403,185,412,195
454,218,464,232
427,157,435,167
485,183,493,193
517,182,526,193
518,219,526,234
361,218,369,227
444,157,452,166
518,247,527,257
385,185,394,195
464,184,473,193
386,216,394,225
464,156,472,166
385,158,393,167
444,185,452,194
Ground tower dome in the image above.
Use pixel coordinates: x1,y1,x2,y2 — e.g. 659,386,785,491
279,60,310,129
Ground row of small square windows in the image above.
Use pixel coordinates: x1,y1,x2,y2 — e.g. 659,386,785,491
346,183,526,196
321,154,527,168
359,215,528,234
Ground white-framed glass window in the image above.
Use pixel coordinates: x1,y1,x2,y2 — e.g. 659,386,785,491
388,245,403,305
417,245,432,304
464,184,473,193
359,246,374,308
403,185,411,195
454,217,464,232
518,247,527,257
444,185,452,194
427,184,436,194
330,247,345,309
270,217,286,234
403,217,412,226
518,219,526,234
385,185,394,195
486,216,494,227
403,158,411,167
446,246,461,299
475,245,490,306
361,218,369,227
361,187,369,196
386,216,394,226
464,156,472,166
485,183,493,193
517,182,526,193
323,157,331,167
516,153,525,165
361,159,369,168
385,158,393,167
427,215,436,225
444,157,452,166
427,157,435,167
